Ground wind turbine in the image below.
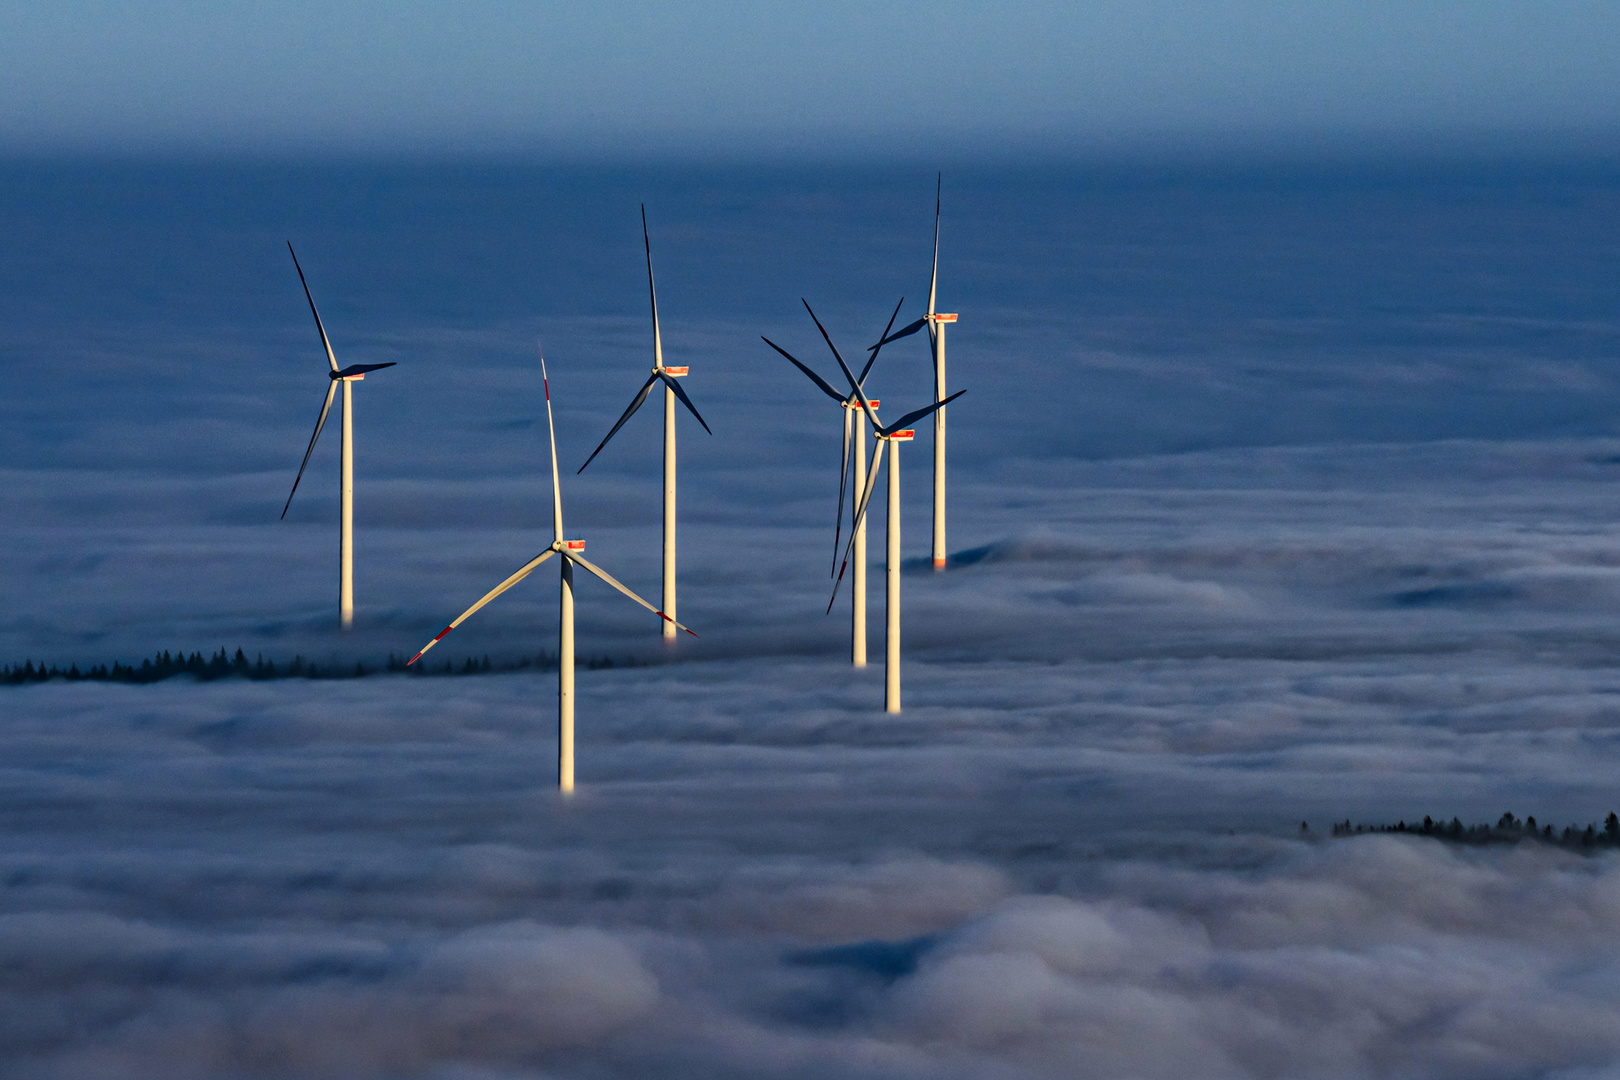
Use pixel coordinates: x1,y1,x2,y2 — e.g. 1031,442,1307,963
280,243,397,629
576,206,711,642
407,354,694,793
805,301,964,712
762,298,904,666
870,175,957,570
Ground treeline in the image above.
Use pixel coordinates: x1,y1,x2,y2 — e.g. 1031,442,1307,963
1327,811,1620,850
2,648,639,686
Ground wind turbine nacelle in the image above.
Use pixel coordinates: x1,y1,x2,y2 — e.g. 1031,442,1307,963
890,430,915,442
846,399,879,408
332,363,396,381
929,313,958,323
563,540,586,552
663,366,689,377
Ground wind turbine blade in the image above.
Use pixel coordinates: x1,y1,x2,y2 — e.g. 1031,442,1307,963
928,173,940,319
406,550,558,665
832,406,852,577
642,204,665,369
578,373,660,473
856,296,905,386
333,362,397,378
867,317,928,353
280,380,339,519
879,388,967,437
762,337,845,404
541,351,564,543
287,243,339,372
657,370,712,434
802,300,880,430
641,204,660,348
927,173,942,383
827,438,886,614
845,436,885,558
565,551,697,637
803,299,854,376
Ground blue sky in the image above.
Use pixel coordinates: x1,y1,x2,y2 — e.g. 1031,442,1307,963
2,1,1618,157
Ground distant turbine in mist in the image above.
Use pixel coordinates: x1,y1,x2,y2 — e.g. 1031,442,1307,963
408,353,694,793
280,243,396,629
577,206,711,641
871,175,957,569
809,300,964,712
762,298,905,667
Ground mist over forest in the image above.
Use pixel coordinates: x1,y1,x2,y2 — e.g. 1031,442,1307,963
6,158,1620,1077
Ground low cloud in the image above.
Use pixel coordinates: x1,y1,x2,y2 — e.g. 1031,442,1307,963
9,836,1620,1078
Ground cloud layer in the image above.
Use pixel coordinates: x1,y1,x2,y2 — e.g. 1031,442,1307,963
7,162,1620,1075
7,665,1620,1077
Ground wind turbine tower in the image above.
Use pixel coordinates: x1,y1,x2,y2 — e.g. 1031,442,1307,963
409,354,693,792
281,244,396,629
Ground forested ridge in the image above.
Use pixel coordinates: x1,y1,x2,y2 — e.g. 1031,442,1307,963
2,648,640,686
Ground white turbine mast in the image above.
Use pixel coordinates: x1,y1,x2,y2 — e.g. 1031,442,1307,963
406,353,694,793
868,174,957,570
762,298,905,667
281,243,397,630
805,301,965,712
576,206,711,641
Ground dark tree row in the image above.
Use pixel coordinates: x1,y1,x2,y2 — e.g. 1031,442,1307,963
1326,811,1620,850
2,648,638,686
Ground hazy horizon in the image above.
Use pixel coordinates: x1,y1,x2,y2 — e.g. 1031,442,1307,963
4,3,1620,159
